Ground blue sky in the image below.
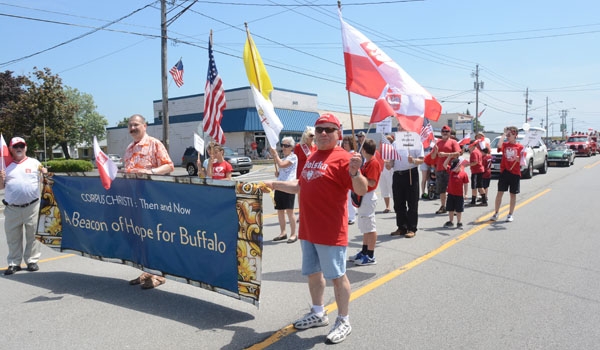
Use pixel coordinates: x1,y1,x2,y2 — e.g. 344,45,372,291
1,0,598,136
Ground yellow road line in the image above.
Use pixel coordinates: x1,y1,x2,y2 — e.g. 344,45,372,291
246,188,551,349
584,159,600,168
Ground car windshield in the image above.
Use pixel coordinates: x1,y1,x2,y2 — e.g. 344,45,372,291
567,137,588,142
109,154,121,160
223,147,235,157
549,144,567,151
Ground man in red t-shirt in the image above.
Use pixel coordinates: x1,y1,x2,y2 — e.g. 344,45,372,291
430,125,461,214
491,126,524,222
264,113,367,344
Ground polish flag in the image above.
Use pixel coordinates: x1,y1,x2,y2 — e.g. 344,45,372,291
339,10,441,132
0,134,13,169
458,132,472,147
93,136,118,190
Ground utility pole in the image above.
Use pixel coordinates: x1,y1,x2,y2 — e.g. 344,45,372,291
559,109,568,140
472,64,483,133
545,97,548,143
161,0,170,151
524,88,532,123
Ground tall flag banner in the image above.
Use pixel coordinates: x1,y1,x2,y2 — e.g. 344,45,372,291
243,32,273,101
203,36,227,145
243,28,283,148
338,10,441,133
420,118,435,149
169,59,184,87
250,85,283,149
93,136,118,190
0,133,13,169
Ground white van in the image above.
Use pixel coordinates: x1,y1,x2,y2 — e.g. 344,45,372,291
489,127,548,179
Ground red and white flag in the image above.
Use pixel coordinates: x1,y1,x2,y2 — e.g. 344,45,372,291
458,132,472,147
339,10,441,133
203,37,227,145
93,136,118,190
477,108,486,118
0,133,13,169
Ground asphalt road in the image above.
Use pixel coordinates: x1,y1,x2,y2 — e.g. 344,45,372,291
1,157,600,349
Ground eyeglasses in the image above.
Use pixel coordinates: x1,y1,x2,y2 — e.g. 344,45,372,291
281,144,292,148
11,144,25,149
315,127,338,134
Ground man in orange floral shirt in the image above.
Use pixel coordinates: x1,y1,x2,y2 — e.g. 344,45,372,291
123,114,174,289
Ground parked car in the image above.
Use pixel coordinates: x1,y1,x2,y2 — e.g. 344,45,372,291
181,146,253,176
490,127,548,179
108,154,124,169
547,144,575,167
565,134,596,157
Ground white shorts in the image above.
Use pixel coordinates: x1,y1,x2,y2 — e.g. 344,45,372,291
357,191,377,234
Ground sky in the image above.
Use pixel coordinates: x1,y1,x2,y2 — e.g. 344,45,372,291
1,0,599,136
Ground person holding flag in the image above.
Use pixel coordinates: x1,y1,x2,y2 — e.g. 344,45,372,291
263,113,368,344
1,136,47,275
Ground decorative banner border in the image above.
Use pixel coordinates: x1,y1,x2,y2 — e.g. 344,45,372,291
37,173,263,306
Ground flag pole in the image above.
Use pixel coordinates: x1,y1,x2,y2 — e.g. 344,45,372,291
339,1,357,151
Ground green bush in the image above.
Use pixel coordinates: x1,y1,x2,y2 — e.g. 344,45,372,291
45,159,94,172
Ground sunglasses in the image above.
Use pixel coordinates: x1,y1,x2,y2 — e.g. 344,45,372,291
441,131,450,134
315,127,338,134
309,135,314,137
12,144,25,149
281,144,292,148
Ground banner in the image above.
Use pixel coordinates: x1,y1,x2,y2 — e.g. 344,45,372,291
37,174,264,306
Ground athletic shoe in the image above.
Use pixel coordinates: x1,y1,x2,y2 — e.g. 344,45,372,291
348,251,364,262
294,308,329,330
457,222,463,229
506,214,514,222
490,213,498,221
421,193,428,199
326,316,352,344
443,221,454,228
348,219,355,225
355,255,377,266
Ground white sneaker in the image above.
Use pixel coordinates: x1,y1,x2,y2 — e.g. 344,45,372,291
490,213,498,221
326,316,352,344
293,308,329,330
506,214,514,222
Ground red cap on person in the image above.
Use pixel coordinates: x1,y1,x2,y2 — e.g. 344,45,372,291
441,125,451,132
315,113,341,129
9,137,26,147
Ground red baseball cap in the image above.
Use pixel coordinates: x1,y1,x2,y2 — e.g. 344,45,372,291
441,125,451,132
315,113,341,129
9,137,26,147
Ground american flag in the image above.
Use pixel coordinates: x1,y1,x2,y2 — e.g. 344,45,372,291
420,118,434,149
380,136,400,160
203,38,227,145
169,59,184,87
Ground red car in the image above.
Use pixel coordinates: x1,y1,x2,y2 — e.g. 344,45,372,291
565,134,596,157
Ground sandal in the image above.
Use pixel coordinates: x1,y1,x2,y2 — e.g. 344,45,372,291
129,272,152,285
383,209,391,213
141,276,166,289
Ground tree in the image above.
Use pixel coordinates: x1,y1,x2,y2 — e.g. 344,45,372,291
64,87,108,149
0,70,31,138
117,117,130,128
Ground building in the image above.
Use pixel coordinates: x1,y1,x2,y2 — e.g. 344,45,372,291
106,87,321,165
